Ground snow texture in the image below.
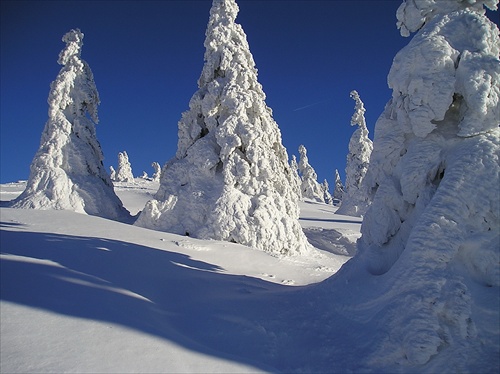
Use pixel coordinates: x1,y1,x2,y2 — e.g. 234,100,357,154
336,90,373,217
297,144,325,203
10,29,129,221
339,0,500,367
114,151,134,182
135,0,310,256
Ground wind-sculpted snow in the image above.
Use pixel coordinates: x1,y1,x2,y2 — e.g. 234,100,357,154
11,29,129,221
136,0,310,255
332,0,500,369
336,90,373,217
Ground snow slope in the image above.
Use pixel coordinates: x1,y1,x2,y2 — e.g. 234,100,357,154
1,180,358,373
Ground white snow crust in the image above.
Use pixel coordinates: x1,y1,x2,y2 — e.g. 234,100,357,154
136,0,310,256
10,29,129,221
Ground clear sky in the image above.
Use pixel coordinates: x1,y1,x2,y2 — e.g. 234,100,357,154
1,1,497,186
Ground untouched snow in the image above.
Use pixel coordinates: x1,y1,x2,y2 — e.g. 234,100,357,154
1,180,355,373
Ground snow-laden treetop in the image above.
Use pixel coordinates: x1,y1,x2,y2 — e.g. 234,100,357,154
391,0,499,138
50,28,99,126
349,90,367,129
397,0,498,36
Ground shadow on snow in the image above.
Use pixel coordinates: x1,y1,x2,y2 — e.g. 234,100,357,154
0,225,363,372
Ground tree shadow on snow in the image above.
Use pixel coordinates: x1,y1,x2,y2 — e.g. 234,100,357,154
0,226,361,372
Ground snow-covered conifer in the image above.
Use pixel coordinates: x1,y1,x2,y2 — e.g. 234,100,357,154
135,0,310,255
339,0,500,366
322,179,333,205
336,90,373,216
11,29,129,220
297,145,325,203
114,151,134,182
333,169,344,202
109,166,116,181
140,171,149,180
151,162,161,182
289,155,302,199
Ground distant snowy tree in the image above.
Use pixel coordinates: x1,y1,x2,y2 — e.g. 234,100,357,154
109,166,116,181
298,145,325,203
322,179,333,205
289,155,302,199
336,90,373,217
114,151,134,182
337,0,500,367
151,162,161,182
140,171,149,180
333,169,344,202
11,29,129,220
135,0,311,255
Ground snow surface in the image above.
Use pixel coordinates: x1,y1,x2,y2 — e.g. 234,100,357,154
1,180,357,373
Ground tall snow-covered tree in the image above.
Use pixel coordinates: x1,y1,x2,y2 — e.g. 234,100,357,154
297,144,325,203
336,90,373,217
151,162,161,182
333,169,344,202
109,166,116,181
135,0,310,255
114,151,134,182
334,0,499,368
11,29,129,221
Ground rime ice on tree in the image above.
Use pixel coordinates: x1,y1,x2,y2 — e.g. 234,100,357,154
11,29,129,221
151,162,161,182
342,0,500,367
322,180,333,205
114,151,134,182
333,169,344,203
135,0,310,255
336,90,373,217
297,145,325,203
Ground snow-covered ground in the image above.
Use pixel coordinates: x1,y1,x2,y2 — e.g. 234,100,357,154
1,179,361,373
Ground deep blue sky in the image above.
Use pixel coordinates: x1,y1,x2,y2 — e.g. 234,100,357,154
1,1,497,186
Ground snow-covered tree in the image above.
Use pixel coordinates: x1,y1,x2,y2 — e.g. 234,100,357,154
114,151,134,182
297,145,325,203
336,0,500,367
11,29,129,221
333,169,344,202
322,179,333,205
140,171,149,179
289,155,302,199
151,162,161,182
135,0,310,255
336,90,373,217
109,166,116,181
